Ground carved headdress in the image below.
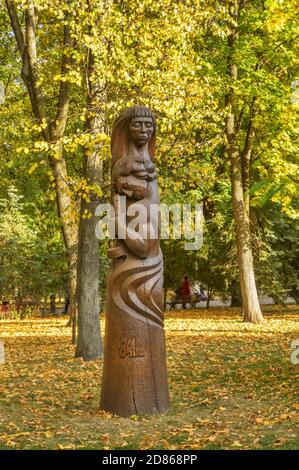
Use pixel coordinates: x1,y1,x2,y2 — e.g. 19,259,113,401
111,105,156,167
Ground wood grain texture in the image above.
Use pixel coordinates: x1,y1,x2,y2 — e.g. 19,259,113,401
100,106,169,417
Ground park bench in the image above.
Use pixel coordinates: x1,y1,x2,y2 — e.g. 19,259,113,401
0,300,41,319
166,292,203,310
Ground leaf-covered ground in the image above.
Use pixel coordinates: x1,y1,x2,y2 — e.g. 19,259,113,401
0,306,298,450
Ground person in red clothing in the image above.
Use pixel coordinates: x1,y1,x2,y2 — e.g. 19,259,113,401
180,275,191,309
180,275,191,295
0,300,10,319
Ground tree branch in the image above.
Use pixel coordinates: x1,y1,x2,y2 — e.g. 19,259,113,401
241,97,257,215
24,0,48,122
5,0,25,54
53,16,73,138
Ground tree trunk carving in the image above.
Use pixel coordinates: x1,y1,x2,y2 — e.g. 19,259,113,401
100,106,169,417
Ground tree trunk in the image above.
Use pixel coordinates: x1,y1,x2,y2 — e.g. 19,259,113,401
231,183,263,322
226,1,264,323
241,97,256,216
75,193,102,359
163,288,167,310
227,94,264,324
48,144,78,340
42,293,47,317
75,50,103,360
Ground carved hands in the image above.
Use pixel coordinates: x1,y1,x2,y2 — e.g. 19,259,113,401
117,175,147,200
113,155,157,191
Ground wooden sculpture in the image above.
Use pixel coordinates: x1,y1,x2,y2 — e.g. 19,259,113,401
100,105,169,417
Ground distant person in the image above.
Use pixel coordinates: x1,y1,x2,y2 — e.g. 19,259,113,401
193,282,208,301
180,275,191,309
49,293,56,314
199,285,208,301
64,288,70,315
193,281,201,295
0,300,9,317
180,275,191,296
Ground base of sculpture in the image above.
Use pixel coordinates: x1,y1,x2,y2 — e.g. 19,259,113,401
100,305,169,417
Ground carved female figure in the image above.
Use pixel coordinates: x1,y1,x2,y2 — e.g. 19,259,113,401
100,106,169,417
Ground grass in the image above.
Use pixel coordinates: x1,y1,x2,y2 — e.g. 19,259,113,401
0,305,298,450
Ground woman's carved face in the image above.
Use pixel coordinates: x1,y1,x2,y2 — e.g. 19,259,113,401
129,117,154,146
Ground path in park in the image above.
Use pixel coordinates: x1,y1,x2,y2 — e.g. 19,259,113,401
166,296,296,310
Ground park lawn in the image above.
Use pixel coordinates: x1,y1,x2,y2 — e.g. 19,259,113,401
0,306,298,450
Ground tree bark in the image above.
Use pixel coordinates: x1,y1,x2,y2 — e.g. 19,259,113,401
164,288,168,311
75,50,103,360
75,185,102,359
48,146,78,338
225,1,264,323
241,97,256,216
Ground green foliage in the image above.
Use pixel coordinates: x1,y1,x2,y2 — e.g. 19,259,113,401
0,0,298,303
0,186,67,300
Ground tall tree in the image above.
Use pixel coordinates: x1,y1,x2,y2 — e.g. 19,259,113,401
5,0,78,336
225,0,264,322
75,1,107,359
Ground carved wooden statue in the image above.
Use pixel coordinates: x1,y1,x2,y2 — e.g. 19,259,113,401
100,106,169,417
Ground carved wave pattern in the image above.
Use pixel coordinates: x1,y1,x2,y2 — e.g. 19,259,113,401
109,249,164,328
